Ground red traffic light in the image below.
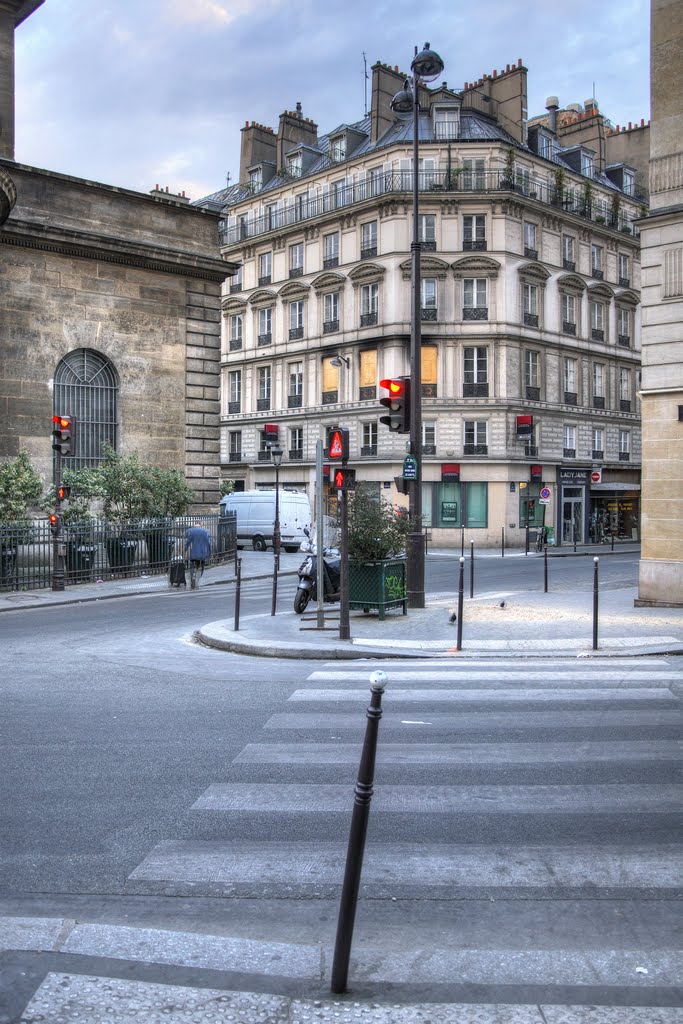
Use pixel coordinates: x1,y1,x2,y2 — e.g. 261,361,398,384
379,376,410,433
327,426,349,461
52,413,77,456
48,512,61,536
333,467,356,491
57,485,71,501
379,378,405,396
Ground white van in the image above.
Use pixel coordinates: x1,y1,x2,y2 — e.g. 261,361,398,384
220,490,311,552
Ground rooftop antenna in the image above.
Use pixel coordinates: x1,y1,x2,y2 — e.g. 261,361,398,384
363,52,369,117
225,171,232,188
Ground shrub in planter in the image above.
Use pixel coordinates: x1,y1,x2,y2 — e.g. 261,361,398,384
142,467,194,566
346,488,413,618
0,451,43,584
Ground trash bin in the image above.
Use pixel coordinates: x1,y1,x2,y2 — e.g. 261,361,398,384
66,540,97,580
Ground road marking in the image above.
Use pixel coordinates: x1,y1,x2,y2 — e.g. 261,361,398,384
289,687,679,703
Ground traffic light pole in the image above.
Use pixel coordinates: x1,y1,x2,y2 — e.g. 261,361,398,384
339,482,350,641
407,73,425,609
51,450,65,592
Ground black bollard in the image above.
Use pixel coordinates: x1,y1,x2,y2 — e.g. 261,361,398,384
234,542,238,576
234,557,242,631
525,520,529,556
469,539,474,600
456,556,464,651
544,544,548,594
331,671,387,994
611,531,615,552
592,556,599,650
501,526,505,558
461,527,465,559
271,551,279,616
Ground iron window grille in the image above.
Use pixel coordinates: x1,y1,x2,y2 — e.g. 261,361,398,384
620,399,631,412
421,383,438,397
53,348,118,469
524,313,539,327
229,338,242,351
289,326,304,340
526,386,540,401
289,266,304,279
322,390,338,405
257,449,272,462
525,444,538,457
289,449,304,460
228,451,242,462
257,333,272,346
258,275,271,286
288,394,302,408
619,276,630,288
360,445,377,457
256,398,270,411
360,246,377,260
618,335,631,347
592,268,604,280
563,448,576,458
524,246,538,260
423,444,436,455
359,386,376,401
563,259,576,271
228,401,240,414
619,451,630,462
360,312,378,327
463,239,487,251
463,306,488,320
593,396,605,409
421,240,437,252
463,383,489,397
562,320,577,336
564,391,578,405
323,256,339,269
323,320,339,334
592,449,604,460
421,307,437,321
592,328,605,342
464,443,488,455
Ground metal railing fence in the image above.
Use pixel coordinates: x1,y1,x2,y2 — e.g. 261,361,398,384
0,514,236,592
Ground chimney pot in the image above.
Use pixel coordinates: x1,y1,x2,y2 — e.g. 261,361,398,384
493,69,497,77
506,63,510,72
517,58,522,66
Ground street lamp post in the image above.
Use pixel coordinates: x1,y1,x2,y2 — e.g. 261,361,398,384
270,443,283,616
391,43,444,609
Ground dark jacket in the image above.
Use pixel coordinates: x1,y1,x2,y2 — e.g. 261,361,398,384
184,526,211,561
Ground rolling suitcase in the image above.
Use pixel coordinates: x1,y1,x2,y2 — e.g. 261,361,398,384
169,556,186,588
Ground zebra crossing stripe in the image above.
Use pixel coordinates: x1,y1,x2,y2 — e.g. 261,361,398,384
306,669,682,685
288,688,678,703
265,709,682,730
192,782,683,814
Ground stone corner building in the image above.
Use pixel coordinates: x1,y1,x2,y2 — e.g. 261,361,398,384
0,0,236,509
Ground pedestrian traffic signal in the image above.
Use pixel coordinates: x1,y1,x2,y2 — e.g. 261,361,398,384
52,414,77,456
327,426,350,462
48,513,61,536
56,485,71,501
333,467,356,491
379,377,410,433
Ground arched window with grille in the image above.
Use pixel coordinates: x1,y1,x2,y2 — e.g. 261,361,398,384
53,349,118,468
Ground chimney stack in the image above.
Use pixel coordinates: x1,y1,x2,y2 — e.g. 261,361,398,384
545,95,559,134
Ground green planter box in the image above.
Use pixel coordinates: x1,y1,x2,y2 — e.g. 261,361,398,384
349,558,407,619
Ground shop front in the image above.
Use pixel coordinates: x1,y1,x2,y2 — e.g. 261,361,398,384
558,468,590,545
589,483,640,543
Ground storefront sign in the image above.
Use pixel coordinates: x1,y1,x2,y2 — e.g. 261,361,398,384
559,468,589,484
530,464,543,482
441,501,458,522
402,455,417,480
516,415,533,438
441,463,460,483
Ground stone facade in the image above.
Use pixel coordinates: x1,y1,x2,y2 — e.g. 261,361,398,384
0,161,234,507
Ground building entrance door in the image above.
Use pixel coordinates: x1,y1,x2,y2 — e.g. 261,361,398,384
562,487,584,544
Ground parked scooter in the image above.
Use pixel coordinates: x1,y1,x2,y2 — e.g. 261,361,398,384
293,528,341,613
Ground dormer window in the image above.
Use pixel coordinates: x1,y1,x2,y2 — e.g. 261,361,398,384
248,168,262,190
581,152,594,177
330,135,346,162
538,132,552,159
433,107,460,140
288,153,302,177
623,169,635,196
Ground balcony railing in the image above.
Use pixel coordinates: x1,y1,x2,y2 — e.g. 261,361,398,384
422,383,438,398
258,274,271,286
360,246,377,260
257,449,272,462
288,393,302,408
524,246,538,260
289,266,304,278
563,447,576,459
525,444,538,457
359,385,376,401
228,401,241,414
423,444,436,455
229,338,242,351
619,451,630,461
322,390,338,405
619,276,630,288
592,449,604,460
464,443,488,455
463,382,489,397
524,312,539,327
323,319,339,334
228,451,242,462
592,267,604,280
564,391,578,405
620,399,631,412
360,311,378,327
323,256,339,269
563,258,576,272
360,444,377,457
420,240,437,251
592,328,605,342
562,320,577,336
463,306,488,320
618,334,631,347
289,326,304,340
593,396,605,409
257,333,272,347
421,307,437,321
288,448,303,460
526,386,540,401
220,169,642,247
229,282,242,294
256,398,270,411
463,239,487,251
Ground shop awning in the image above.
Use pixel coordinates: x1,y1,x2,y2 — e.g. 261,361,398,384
590,482,641,491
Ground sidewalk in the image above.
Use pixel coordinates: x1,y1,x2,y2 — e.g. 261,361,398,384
2,544,680,659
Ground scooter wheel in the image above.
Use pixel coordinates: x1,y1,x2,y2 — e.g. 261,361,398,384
294,588,311,614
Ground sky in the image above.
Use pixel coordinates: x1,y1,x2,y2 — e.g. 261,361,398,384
14,0,651,204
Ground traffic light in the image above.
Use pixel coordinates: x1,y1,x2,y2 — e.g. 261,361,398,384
333,467,356,491
48,513,61,537
56,485,71,501
52,414,77,456
327,426,350,462
379,377,410,433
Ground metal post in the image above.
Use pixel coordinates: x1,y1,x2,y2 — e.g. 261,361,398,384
270,551,279,616
461,527,464,558
234,557,242,631
469,539,474,599
592,556,599,650
573,522,577,553
234,539,238,577
316,439,325,628
331,671,387,994
339,483,350,641
456,556,464,650
51,449,65,592
544,544,548,594
501,526,505,557
406,65,424,610
525,516,530,556
611,530,614,552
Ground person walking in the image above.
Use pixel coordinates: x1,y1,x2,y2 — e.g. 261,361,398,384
184,525,211,590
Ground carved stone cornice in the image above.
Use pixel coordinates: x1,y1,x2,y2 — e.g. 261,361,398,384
0,166,17,226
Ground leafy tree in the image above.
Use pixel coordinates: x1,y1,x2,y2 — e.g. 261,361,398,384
143,466,195,518
96,443,152,522
0,451,43,522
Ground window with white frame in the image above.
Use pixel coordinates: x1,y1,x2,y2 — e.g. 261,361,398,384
228,430,241,460
618,306,631,344
361,220,377,257
423,420,436,452
419,214,436,248
463,215,486,250
290,426,304,457
462,158,485,189
288,153,302,177
564,357,577,401
360,282,379,323
523,221,538,256
464,420,488,455
538,133,552,159
289,242,304,276
229,265,243,292
591,244,603,277
258,251,272,283
623,169,635,196
294,191,308,221
619,367,632,405
361,421,378,455
525,350,540,396
330,135,346,162
249,168,262,190
523,282,538,325
563,424,576,457
562,292,577,334
228,369,241,411
619,429,631,460
288,362,303,406
323,291,340,332
591,300,605,339
257,366,271,407
592,427,604,457
463,278,488,319
433,107,460,139
593,362,605,406
265,203,278,230
463,346,488,396
289,299,304,338
323,232,339,267
258,306,272,344
562,234,575,269
421,277,437,319
581,152,594,177
618,253,630,285
229,314,243,346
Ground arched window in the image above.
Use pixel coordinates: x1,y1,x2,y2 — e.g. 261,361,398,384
53,349,118,468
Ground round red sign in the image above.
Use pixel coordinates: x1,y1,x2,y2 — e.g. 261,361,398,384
591,470,601,483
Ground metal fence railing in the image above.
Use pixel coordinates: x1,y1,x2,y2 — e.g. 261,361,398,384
0,514,236,592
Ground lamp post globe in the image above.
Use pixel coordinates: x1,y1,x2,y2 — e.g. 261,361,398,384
410,42,444,81
390,80,414,118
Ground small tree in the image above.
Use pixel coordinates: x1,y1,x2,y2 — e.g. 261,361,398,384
144,467,194,518
96,444,152,523
346,488,413,562
41,466,101,525
0,451,43,523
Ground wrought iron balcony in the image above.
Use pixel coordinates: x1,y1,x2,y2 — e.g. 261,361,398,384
360,445,377,457
619,451,630,461
593,396,605,409
360,246,377,260
463,306,488,320
464,443,488,455
463,382,489,397
228,451,242,462
618,334,631,347
526,386,540,401
256,398,270,411
289,326,304,340
229,282,242,294
322,390,338,405
359,386,376,401
620,399,631,412
229,338,242,351
323,256,339,269
228,401,241,414
564,391,578,405
423,444,436,455
524,444,538,457
289,266,304,278
288,393,302,408
258,275,271,286
257,449,272,461
463,239,487,251
257,333,272,347
421,307,437,321
592,267,603,280
563,259,576,272
563,447,576,459
592,449,604,460
524,246,538,260
524,312,539,327
591,328,605,342
420,240,437,251
288,448,303,460
323,319,339,334
619,276,630,288
360,311,378,327
562,320,577,336
421,383,438,398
